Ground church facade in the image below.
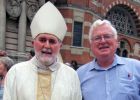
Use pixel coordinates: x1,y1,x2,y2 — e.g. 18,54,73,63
0,0,140,64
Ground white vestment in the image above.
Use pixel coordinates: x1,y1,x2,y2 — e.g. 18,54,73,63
3,57,82,100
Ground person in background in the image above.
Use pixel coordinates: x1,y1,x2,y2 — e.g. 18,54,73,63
0,50,7,57
28,49,35,59
3,1,82,100
77,19,140,100
0,57,14,100
71,60,79,70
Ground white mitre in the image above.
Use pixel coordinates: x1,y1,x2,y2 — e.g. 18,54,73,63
30,1,67,41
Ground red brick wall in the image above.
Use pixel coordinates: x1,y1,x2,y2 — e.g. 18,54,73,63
59,9,73,18
66,23,73,32
70,0,88,7
59,0,140,65
84,12,93,22
63,36,72,45
61,50,93,64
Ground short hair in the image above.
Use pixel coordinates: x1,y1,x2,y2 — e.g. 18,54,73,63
89,19,118,43
0,56,14,71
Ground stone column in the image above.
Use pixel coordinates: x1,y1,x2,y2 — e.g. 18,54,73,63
0,0,6,50
18,1,26,53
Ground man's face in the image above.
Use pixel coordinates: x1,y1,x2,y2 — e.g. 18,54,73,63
32,33,62,65
0,62,6,76
0,50,7,57
90,24,118,59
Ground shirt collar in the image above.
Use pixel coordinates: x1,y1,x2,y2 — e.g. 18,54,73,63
30,56,59,72
90,54,125,71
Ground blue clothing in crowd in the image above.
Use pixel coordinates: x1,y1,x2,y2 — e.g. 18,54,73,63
77,55,140,100
0,85,4,100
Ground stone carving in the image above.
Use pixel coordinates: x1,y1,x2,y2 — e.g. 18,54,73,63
26,0,58,21
6,0,23,18
26,0,39,21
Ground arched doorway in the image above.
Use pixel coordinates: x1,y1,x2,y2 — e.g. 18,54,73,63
116,40,130,57
122,49,128,57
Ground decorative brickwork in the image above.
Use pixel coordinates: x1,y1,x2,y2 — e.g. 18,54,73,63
0,0,140,64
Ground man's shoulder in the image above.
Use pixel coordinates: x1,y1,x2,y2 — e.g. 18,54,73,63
14,60,31,66
9,60,32,71
58,62,80,80
77,61,93,75
117,56,140,70
59,62,77,73
118,56,140,64
78,61,92,70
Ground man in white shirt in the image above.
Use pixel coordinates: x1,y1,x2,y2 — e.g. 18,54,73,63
3,1,82,100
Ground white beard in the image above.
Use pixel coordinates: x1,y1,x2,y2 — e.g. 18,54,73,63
36,52,56,66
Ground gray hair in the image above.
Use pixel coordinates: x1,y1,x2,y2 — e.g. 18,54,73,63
89,19,118,43
0,56,14,71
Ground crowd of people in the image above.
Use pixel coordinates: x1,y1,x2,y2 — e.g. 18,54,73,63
0,1,140,100
0,50,14,100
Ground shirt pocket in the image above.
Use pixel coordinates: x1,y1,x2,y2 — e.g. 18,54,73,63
118,69,135,94
116,68,140,100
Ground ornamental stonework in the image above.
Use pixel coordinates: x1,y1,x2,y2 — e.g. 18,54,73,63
26,0,39,21
6,0,23,19
26,0,57,21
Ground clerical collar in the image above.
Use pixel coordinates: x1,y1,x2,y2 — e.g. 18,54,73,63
30,56,59,72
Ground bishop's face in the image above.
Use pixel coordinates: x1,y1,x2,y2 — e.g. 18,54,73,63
32,33,62,66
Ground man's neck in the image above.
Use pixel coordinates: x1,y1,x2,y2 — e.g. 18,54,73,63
96,56,115,68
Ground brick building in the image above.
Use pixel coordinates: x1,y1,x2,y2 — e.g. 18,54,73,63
0,0,140,64
60,0,140,65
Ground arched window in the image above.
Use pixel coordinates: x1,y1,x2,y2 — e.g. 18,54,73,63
116,48,121,56
106,5,137,36
122,49,128,57
117,40,130,57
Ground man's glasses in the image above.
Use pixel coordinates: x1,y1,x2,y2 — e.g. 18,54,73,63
91,34,115,42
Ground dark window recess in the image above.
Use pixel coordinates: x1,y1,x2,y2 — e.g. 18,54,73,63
73,21,83,47
120,41,125,48
122,49,128,57
116,48,121,56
